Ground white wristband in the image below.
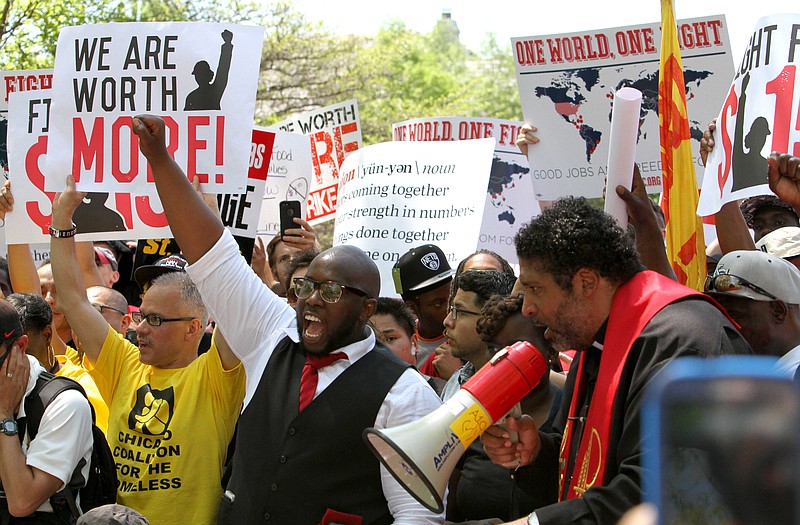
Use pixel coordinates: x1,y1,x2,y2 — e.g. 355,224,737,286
527,513,540,525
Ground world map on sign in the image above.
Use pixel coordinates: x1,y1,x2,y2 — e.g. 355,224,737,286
534,66,713,163
488,156,529,226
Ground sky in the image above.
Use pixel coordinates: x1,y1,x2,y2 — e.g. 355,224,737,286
292,0,799,64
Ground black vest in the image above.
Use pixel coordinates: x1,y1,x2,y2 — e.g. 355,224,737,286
218,336,410,525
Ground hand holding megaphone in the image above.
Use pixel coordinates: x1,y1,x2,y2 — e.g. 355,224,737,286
481,413,542,469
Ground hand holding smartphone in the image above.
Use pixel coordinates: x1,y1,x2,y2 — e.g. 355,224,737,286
279,200,302,240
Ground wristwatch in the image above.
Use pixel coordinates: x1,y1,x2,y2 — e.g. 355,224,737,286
48,222,77,238
0,418,18,436
527,513,540,525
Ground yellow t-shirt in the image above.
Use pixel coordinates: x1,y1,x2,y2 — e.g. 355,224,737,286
55,355,109,434
89,326,245,525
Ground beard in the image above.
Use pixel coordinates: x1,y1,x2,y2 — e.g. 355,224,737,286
296,304,367,355
546,292,595,352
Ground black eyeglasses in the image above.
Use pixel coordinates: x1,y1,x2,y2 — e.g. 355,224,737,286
293,277,370,304
131,312,195,327
705,273,778,301
91,303,127,316
449,305,481,321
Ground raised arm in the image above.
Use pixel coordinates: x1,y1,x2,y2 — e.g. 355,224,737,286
714,201,756,253
616,165,677,280
50,176,114,364
0,181,40,295
701,120,757,252
131,115,224,263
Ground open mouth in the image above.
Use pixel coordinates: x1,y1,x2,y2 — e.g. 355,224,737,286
303,312,324,341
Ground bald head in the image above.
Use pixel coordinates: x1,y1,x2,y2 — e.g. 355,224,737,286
315,245,380,298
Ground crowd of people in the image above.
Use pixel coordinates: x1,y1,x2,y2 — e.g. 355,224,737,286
0,106,799,525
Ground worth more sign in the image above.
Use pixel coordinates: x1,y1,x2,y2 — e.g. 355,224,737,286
46,22,265,195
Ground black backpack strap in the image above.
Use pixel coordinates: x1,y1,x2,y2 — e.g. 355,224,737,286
23,372,91,522
24,372,86,439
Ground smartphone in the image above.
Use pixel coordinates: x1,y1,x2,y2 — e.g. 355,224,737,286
643,357,800,525
279,200,302,239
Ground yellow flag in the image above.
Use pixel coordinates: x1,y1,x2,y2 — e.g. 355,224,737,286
659,0,706,290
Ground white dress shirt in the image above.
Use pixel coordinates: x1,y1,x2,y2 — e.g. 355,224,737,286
187,229,444,524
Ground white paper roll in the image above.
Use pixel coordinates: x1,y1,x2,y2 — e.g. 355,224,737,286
603,87,643,230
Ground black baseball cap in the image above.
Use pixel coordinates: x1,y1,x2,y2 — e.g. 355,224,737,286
133,254,188,289
392,244,454,297
0,301,24,347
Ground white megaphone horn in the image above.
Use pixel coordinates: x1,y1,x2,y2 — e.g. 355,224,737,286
363,341,547,513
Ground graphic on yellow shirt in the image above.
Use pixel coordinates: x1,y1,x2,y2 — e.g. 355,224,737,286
128,385,174,436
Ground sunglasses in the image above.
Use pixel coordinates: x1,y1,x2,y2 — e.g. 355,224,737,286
131,312,196,327
293,277,370,304
705,273,778,301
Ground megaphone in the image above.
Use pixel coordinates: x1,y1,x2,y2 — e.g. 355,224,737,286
363,341,547,513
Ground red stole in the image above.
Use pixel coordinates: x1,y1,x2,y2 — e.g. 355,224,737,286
558,271,706,500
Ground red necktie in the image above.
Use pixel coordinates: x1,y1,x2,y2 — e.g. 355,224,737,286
299,352,347,412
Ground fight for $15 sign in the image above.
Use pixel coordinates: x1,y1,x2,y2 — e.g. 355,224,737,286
699,14,800,215
46,22,265,195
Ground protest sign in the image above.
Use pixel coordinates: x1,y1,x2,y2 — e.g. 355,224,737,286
271,99,361,224
393,116,539,264
333,138,495,296
1,69,54,180
6,89,268,246
698,14,800,216
513,15,733,199
254,127,313,238
6,89,174,243
0,69,54,256
45,22,264,195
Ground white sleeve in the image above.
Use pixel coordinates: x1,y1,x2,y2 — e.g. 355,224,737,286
25,390,93,489
376,369,445,524
186,229,298,378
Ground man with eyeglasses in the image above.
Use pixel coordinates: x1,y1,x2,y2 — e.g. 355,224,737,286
0,300,93,523
706,250,800,377
481,197,751,525
86,286,131,336
131,114,444,524
47,184,246,525
440,270,516,403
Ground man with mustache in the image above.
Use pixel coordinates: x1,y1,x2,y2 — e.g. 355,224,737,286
482,197,751,525
48,185,246,525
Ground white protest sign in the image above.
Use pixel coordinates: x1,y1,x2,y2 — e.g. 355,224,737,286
0,69,54,254
46,22,264,194
393,116,539,264
255,128,313,237
271,99,361,224
698,14,800,216
513,15,733,199
6,89,177,243
333,138,495,297
1,69,54,180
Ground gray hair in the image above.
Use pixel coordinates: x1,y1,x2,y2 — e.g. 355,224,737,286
150,272,208,326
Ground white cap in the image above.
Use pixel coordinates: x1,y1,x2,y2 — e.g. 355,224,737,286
755,227,800,259
711,250,800,303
